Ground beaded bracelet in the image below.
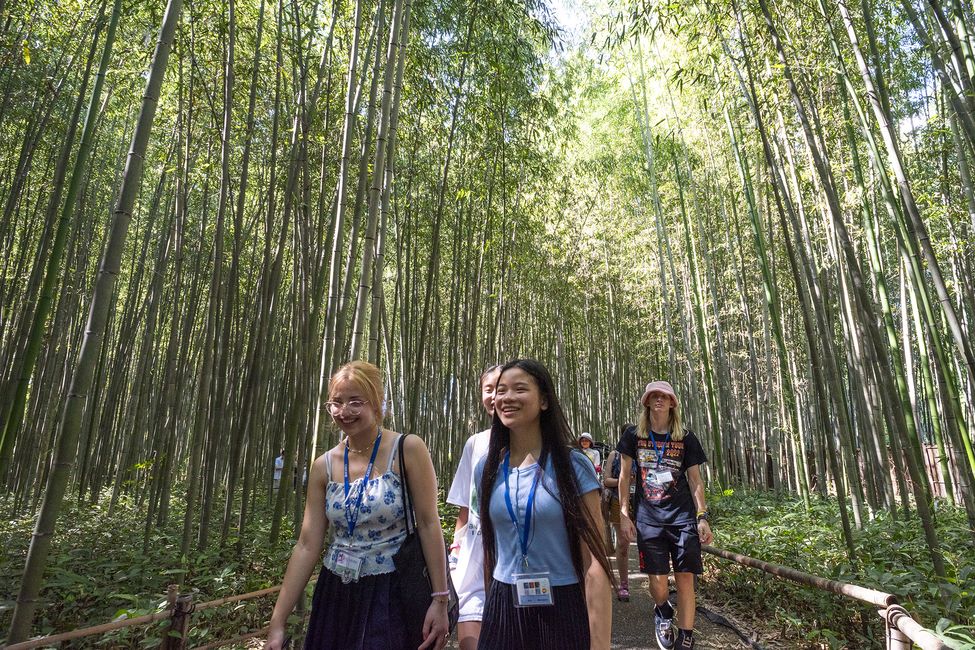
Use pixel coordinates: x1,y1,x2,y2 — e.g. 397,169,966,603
431,590,450,597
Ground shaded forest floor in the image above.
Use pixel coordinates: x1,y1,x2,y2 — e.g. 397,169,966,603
2,489,973,647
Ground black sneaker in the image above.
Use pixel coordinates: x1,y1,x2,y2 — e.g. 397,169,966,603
675,628,695,649
654,610,675,650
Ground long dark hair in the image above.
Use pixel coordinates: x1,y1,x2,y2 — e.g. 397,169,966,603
478,359,614,592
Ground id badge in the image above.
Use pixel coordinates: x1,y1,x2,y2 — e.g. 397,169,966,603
652,470,674,485
513,572,554,607
330,546,364,583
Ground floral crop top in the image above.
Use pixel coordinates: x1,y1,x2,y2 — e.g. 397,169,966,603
322,434,408,578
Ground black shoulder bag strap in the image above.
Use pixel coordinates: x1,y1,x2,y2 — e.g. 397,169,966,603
397,433,417,535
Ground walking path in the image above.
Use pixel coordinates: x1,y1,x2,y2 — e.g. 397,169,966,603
448,542,755,649
609,543,752,649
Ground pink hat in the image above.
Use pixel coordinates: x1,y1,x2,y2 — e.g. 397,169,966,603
641,380,678,408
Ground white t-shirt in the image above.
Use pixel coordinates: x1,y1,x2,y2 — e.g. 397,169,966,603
582,447,601,470
447,430,490,512
273,456,284,480
446,430,491,613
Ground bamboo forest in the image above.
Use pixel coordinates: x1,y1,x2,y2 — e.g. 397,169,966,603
1,0,975,644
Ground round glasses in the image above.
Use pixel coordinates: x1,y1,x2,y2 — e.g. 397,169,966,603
325,399,369,416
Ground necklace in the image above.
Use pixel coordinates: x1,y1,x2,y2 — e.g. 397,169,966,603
345,431,381,455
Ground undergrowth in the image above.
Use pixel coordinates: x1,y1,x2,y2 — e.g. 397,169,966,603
0,489,302,647
0,488,457,648
700,488,975,649
4,485,971,648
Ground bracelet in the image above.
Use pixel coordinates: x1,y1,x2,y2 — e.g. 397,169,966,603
448,543,460,551
431,590,450,597
696,510,710,522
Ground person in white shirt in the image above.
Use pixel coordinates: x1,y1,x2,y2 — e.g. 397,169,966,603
445,365,500,650
273,449,284,493
578,432,601,472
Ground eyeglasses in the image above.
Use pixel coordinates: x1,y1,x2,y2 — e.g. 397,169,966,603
325,399,369,416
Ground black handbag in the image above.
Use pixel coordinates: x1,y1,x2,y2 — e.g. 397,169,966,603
392,434,459,647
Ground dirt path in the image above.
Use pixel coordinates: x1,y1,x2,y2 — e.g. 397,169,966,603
447,542,757,649
609,543,752,649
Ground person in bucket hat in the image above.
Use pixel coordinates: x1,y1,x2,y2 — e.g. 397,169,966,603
616,380,712,650
577,432,601,471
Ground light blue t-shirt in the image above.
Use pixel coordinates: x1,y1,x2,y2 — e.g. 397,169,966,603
474,448,601,586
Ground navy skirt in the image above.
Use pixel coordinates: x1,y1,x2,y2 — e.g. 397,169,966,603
476,579,590,650
304,567,409,650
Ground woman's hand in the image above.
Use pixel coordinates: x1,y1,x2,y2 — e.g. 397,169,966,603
698,519,713,545
417,600,450,650
264,625,287,650
620,514,637,544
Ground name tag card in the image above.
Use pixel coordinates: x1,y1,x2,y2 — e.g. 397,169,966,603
330,546,364,583
513,572,554,607
651,470,674,485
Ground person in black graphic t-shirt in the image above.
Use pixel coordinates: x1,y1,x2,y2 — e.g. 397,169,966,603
617,381,712,650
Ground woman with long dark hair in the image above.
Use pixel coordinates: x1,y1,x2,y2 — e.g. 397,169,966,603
475,359,613,649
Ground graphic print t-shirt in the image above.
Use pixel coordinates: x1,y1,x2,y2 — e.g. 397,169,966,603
616,425,706,526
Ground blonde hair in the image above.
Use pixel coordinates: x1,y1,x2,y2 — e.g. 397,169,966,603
328,360,384,421
637,400,684,441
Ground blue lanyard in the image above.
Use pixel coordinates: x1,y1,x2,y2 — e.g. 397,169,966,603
502,450,543,567
343,429,382,537
649,430,670,469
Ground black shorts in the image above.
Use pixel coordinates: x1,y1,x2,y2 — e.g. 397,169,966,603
636,521,703,575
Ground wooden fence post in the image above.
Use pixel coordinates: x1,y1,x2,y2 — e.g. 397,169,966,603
162,585,193,650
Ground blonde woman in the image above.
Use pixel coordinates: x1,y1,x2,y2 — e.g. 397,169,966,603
617,381,712,650
265,361,449,650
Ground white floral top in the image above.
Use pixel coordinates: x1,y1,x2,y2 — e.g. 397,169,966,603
323,434,407,578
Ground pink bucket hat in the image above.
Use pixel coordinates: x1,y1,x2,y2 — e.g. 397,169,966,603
641,380,678,408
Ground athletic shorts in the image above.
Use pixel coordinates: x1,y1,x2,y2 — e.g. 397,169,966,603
636,521,703,575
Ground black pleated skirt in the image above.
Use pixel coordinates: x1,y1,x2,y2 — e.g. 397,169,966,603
304,567,409,650
476,579,590,650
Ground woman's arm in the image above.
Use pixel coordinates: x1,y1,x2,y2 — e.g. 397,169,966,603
602,451,618,488
450,507,469,560
618,455,636,543
453,507,469,539
686,465,713,545
265,454,330,649
581,489,612,649
403,435,450,650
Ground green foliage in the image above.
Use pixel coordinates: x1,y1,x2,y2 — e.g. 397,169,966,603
701,488,975,647
0,490,297,646
0,487,461,645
